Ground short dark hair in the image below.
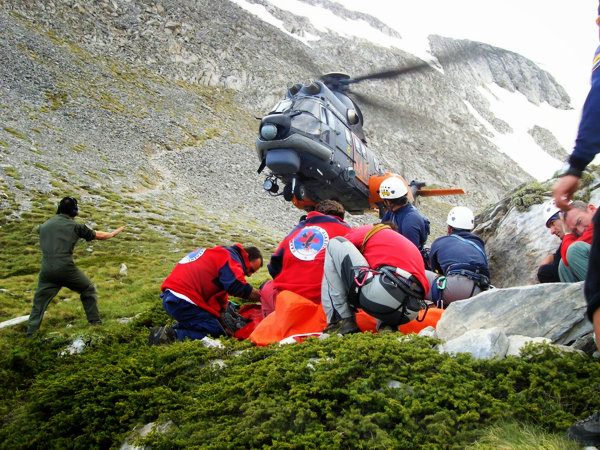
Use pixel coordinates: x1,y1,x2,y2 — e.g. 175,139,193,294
316,199,345,220
57,196,79,217
387,196,408,207
244,246,263,267
448,225,469,233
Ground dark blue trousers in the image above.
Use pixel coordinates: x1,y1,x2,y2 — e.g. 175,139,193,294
585,211,600,321
161,291,226,341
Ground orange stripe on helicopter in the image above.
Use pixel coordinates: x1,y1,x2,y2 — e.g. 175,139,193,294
416,188,467,197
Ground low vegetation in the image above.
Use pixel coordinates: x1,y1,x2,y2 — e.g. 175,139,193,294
1,188,599,449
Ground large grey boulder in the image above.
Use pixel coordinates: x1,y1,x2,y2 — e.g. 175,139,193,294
435,282,592,345
438,327,509,359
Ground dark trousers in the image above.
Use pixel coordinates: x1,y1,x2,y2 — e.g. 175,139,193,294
161,291,226,341
585,211,600,321
27,260,98,336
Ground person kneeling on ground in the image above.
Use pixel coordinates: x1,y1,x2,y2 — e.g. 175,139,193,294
321,223,429,335
149,244,262,345
425,206,490,308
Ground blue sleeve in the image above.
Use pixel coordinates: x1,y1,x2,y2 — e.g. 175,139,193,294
268,247,284,278
218,261,253,298
570,47,600,171
429,240,443,273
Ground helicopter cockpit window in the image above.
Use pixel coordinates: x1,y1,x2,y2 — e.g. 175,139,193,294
271,99,293,113
291,99,322,137
295,98,321,118
320,106,328,125
326,109,336,132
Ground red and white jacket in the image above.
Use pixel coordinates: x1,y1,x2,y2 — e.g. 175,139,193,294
268,212,351,302
161,244,253,316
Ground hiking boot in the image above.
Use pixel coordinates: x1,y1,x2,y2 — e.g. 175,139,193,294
89,319,103,326
567,409,600,446
323,316,359,336
148,326,178,346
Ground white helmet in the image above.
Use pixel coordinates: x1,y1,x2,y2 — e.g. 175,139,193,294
543,199,561,228
447,206,474,230
379,177,408,200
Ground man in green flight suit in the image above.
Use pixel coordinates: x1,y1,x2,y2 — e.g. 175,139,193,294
26,196,125,337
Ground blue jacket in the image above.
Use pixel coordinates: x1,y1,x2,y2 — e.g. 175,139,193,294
381,203,429,249
429,230,489,277
569,45,600,172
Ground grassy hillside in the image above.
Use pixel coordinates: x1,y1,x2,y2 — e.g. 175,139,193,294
0,187,598,449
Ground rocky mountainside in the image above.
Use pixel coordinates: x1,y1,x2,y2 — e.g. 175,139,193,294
0,0,572,238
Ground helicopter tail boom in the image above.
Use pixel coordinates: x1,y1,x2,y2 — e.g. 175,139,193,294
416,188,466,197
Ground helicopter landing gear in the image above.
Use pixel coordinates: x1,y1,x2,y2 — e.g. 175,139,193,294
294,183,305,201
283,178,305,201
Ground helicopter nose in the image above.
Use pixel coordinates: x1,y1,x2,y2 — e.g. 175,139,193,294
266,149,301,174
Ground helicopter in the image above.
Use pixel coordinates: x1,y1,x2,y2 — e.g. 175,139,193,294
255,63,465,215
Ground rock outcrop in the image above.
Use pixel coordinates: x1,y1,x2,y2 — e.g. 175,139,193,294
425,282,596,359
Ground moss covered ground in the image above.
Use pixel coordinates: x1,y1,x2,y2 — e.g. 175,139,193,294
0,187,598,449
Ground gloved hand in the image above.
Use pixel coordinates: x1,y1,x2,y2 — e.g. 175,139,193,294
220,302,251,335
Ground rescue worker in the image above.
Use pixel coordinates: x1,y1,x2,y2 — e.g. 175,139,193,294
260,200,351,317
379,177,430,252
26,196,125,337
321,223,429,335
149,244,262,345
537,199,567,283
425,206,490,308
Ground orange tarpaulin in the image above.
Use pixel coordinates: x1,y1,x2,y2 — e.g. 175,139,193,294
249,290,377,346
248,291,444,346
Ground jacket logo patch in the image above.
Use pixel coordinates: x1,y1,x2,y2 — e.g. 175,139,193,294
289,226,329,261
179,248,205,264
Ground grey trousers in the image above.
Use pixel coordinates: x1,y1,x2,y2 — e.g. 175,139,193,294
321,237,416,326
321,237,368,323
425,270,482,307
559,241,590,283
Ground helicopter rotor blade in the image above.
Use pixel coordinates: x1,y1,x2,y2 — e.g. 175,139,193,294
342,43,477,87
348,61,432,85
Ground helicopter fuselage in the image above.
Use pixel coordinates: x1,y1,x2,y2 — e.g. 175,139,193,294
256,80,384,214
